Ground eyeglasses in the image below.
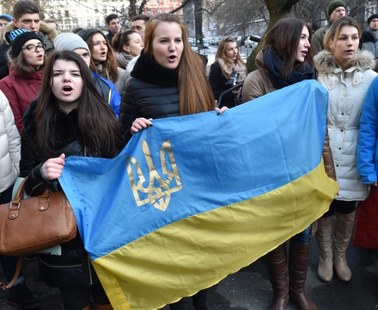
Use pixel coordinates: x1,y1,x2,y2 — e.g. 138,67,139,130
22,43,45,52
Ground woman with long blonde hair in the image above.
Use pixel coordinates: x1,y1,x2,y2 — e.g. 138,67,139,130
118,13,227,309
119,13,223,143
209,35,247,108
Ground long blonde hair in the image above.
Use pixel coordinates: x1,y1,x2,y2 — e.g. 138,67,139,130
144,13,215,114
216,35,244,68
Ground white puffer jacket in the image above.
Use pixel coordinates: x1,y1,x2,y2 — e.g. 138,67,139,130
315,50,378,201
0,90,20,193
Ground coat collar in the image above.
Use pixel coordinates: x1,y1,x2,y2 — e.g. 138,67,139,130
2,21,57,45
315,50,376,89
314,49,376,74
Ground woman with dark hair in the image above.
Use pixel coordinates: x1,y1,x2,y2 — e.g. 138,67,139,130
112,29,144,69
119,13,226,310
0,90,38,310
0,28,45,133
77,28,128,95
209,35,247,108
20,50,122,310
315,16,377,284
242,17,336,310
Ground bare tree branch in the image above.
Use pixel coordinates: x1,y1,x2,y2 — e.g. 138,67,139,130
170,0,192,14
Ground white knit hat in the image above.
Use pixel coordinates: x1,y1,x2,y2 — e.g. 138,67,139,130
54,32,90,53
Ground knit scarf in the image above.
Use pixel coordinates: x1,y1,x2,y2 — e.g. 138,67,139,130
262,47,316,90
216,58,247,84
116,52,133,70
95,63,111,81
131,52,178,87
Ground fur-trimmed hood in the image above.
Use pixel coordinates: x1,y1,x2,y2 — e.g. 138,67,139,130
315,49,376,74
2,21,57,46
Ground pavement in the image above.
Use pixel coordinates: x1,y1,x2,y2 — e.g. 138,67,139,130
0,238,377,310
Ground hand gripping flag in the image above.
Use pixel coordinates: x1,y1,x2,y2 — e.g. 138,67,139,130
59,80,338,309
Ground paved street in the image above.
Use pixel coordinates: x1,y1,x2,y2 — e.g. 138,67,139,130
0,238,377,310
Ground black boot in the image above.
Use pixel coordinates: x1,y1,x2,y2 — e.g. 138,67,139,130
193,289,208,310
265,244,289,310
289,242,317,310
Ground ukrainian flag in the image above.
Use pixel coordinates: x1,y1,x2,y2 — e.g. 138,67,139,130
59,80,338,309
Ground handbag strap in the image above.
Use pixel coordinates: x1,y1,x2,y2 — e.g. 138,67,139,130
0,256,23,290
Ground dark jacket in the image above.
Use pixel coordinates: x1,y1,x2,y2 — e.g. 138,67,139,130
20,101,94,288
0,42,9,80
119,53,180,143
360,29,378,61
208,61,236,108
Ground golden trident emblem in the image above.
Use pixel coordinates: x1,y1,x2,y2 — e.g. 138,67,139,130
126,139,182,211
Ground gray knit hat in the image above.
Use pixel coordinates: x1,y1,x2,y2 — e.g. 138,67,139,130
54,32,90,53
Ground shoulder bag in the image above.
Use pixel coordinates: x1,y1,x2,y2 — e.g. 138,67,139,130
0,178,77,256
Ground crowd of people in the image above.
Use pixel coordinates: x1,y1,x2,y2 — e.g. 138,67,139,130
0,0,377,309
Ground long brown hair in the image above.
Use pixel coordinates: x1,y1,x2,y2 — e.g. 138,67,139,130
33,50,121,157
87,31,119,83
143,13,215,114
262,17,314,78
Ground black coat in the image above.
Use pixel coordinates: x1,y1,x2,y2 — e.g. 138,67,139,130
0,42,10,79
119,53,180,143
20,101,95,289
208,61,236,108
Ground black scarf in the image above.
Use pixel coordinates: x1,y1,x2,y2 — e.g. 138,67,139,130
131,51,179,87
263,47,316,90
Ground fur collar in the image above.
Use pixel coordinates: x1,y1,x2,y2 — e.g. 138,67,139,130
315,49,376,74
2,21,57,45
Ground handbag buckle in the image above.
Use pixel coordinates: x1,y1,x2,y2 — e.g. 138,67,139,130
8,201,20,220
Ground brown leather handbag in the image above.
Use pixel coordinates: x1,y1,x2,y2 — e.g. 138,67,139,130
0,178,77,256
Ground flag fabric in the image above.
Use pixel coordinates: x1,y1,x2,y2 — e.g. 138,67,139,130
59,80,338,310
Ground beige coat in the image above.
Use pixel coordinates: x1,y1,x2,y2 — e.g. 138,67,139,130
315,50,378,200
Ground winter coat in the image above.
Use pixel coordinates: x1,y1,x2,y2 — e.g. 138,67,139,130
242,52,275,102
209,61,237,108
0,68,43,134
209,60,246,108
311,25,329,56
20,100,109,288
0,21,57,79
0,90,20,193
95,64,128,99
114,67,129,96
315,49,378,201
119,53,180,143
357,76,378,184
92,72,121,118
360,28,378,59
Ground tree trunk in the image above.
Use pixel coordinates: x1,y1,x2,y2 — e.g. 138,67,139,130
246,0,300,72
129,0,137,19
194,0,204,48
